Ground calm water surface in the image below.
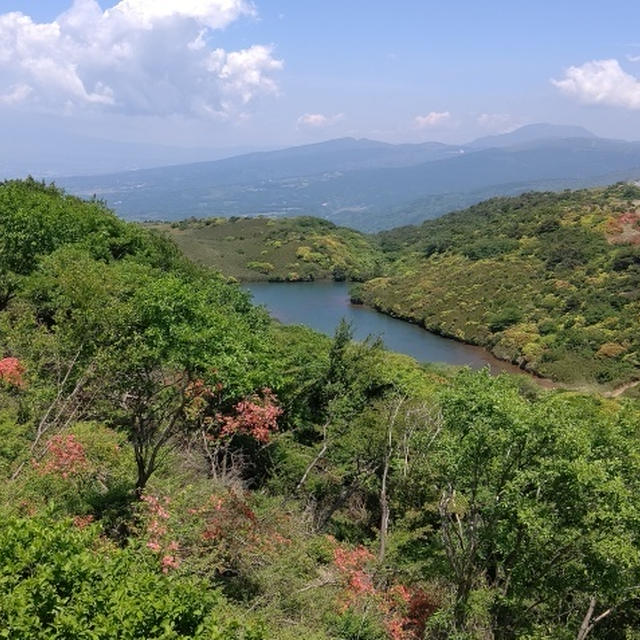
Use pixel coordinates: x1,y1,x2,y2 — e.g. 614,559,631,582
245,281,523,375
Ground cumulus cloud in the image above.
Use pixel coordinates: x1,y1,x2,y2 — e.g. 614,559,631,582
0,0,283,117
552,59,640,109
297,112,344,128
414,111,450,128
108,0,256,29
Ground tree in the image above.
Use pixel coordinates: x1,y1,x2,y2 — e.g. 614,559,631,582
296,321,392,530
99,270,274,495
6,242,274,495
427,371,640,638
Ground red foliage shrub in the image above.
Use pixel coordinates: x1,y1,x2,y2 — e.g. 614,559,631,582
73,514,95,529
402,589,439,639
186,490,291,573
333,546,376,601
330,539,437,640
196,492,258,544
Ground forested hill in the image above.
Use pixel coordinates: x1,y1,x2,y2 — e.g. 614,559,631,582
3,178,640,638
147,215,383,282
58,126,640,231
360,183,640,386
158,183,640,388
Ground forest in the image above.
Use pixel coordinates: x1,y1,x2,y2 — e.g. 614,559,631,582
1,178,640,639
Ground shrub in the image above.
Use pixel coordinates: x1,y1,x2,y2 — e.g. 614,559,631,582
487,307,522,332
246,261,275,274
0,516,266,638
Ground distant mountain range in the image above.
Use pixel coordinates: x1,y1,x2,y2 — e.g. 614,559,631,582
55,123,640,231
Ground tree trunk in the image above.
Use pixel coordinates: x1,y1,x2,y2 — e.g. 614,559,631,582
576,597,613,640
378,435,391,562
296,421,329,492
135,456,150,498
379,397,402,562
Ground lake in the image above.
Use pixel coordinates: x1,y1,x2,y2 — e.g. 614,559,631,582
245,281,526,375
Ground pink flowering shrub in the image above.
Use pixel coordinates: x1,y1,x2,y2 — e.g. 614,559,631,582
199,388,283,476
36,434,89,479
0,357,25,388
140,494,181,574
330,539,437,640
217,388,282,444
138,487,293,579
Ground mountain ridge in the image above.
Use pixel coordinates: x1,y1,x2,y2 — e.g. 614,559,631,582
55,124,640,231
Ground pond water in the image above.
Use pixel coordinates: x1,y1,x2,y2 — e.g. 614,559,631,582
245,281,526,375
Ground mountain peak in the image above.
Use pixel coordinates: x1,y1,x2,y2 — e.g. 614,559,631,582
468,123,597,150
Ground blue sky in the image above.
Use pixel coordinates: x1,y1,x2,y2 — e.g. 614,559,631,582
1,0,640,153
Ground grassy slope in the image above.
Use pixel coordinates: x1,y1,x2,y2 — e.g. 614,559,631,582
358,184,640,386
147,216,383,282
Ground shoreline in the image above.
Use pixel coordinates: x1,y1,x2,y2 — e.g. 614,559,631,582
356,296,638,397
351,296,564,389
243,278,637,397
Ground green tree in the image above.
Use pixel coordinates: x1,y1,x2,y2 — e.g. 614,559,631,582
427,371,640,638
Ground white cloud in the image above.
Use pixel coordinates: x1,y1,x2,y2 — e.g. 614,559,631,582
627,54,640,63
106,0,256,29
414,111,450,128
552,59,640,109
0,0,282,117
0,84,33,105
297,112,344,128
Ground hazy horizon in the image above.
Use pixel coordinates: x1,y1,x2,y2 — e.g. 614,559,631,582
2,0,640,177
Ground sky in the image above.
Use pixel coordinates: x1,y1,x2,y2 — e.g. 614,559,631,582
2,0,640,164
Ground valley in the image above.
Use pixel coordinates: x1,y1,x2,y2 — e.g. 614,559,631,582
153,183,640,390
5,2,640,637
245,280,530,377
2,178,640,639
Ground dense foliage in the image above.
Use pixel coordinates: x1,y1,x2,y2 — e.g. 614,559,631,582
360,184,640,386
2,180,640,639
157,184,640,387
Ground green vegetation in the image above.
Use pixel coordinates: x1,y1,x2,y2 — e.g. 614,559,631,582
147,216,383,282
152,184,640,387
358,184,640,386
2,179,640,638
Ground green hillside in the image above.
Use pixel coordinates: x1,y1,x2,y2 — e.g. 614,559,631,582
148,215,383,282
358,183,640,386
4,179,640,638
148,183,640,387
